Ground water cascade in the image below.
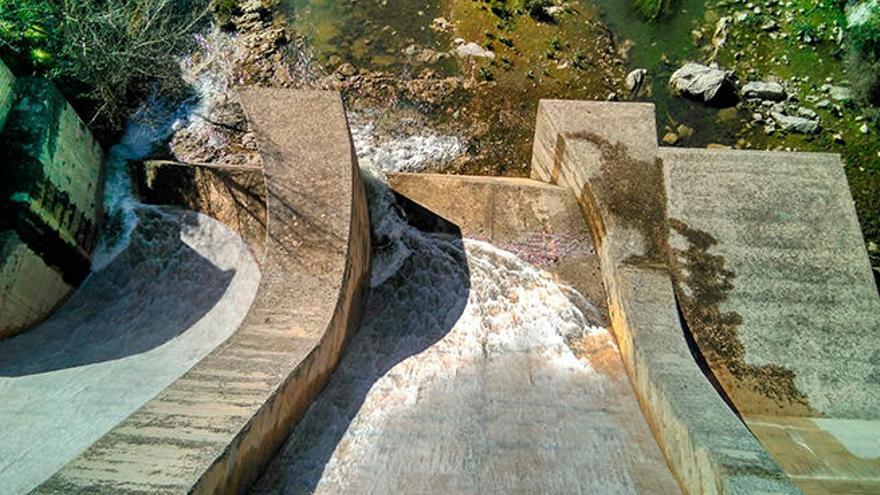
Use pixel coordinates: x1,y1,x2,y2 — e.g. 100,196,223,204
250,166,661,493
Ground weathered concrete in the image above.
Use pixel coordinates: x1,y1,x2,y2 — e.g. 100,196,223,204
663,147,880,493
663,148,880,419
388,173,607,315
0,232,72,336
0,208,260,495
749,415,880,494
138,161,268,262
253,173,680,494
34,90,371,494
0,77,104,338
1,78,104,274
530,99,798,494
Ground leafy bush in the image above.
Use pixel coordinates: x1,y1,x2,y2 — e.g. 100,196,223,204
0,0,210,137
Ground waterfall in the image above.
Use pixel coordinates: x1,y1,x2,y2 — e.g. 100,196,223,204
91,96,191,270
251,163,616,494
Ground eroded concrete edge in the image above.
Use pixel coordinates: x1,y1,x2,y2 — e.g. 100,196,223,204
530,99,799,494
33,90,370,495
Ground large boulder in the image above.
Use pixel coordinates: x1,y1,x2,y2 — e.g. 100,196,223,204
669,62,734,103
742,81,786,101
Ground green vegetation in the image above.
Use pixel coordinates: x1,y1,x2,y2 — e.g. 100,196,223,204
632,0,671,20
847,1,880,106
0,0,210,137
480,0,555,22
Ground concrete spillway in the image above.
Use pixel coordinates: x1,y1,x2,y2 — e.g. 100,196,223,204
251,172,680,493
0,207,260,494
5,91,878,494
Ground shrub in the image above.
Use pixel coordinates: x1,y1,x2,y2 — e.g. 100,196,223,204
0,0,210,138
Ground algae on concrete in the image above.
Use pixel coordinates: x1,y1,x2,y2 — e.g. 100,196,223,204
0,77,104,284
0,76,104,338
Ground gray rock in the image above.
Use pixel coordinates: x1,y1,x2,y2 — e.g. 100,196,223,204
669,63,733,103
416,49,449,64
771,112,819,134
797,106,818,119
829,85,853,102
454,42,495,60
626,69,648,96
742,81,786,101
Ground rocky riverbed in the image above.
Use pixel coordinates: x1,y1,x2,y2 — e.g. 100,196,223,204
163,0,879,273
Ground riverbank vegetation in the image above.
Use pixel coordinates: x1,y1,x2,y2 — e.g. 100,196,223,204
743,0,877,269
0,0,210,139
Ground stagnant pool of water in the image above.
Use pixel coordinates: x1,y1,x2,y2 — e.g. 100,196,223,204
591,0,750,146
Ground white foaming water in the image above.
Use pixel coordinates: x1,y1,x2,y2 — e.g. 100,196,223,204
250,167,654,494
93,28,239,269
92,96,191,269
350,118,463,173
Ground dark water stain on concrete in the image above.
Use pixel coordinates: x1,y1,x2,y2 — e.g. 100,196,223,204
668,218,814,415
556,130,669,269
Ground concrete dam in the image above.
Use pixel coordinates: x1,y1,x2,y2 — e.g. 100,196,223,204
1,85,879,495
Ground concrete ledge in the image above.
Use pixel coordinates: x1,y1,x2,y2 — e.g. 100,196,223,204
387,172,607,312
530,100,798,494
35,90,370,494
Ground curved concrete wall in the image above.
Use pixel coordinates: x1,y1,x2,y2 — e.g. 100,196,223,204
530,100,798,494
35,90,371,494
0,71,104,339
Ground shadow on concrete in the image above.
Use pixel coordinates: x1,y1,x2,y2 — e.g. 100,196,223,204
251,196,471,494
0,207,235,377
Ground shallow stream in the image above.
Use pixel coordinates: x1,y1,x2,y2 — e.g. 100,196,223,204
281,0,746,173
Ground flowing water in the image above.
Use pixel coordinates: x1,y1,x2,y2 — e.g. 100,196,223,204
0,86,261,494
250,167,678,493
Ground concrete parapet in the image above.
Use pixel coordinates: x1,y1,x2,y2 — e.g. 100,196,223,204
531,99,798,494
34,90,371,494
0,76,104,338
